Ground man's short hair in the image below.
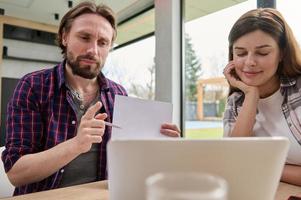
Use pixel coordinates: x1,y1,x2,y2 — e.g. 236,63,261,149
56,1,117,55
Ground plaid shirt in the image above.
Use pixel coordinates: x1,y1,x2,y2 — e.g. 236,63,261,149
223,75,301,145
1,61,127,195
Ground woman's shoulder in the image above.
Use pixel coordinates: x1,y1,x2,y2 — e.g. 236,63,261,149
280,75,301,91
295,76,301,87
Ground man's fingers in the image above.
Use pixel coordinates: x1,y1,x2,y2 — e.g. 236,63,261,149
95,113,107,120
160,129,180,137
82,101,103,120
82,128,105,136
89,135,103,143
87,119,106,129
160,123,180,137
161,123,180,132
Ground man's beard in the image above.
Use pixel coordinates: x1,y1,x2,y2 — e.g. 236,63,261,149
66,50,103,79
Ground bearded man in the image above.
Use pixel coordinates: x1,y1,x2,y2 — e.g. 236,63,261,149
2,1,180,196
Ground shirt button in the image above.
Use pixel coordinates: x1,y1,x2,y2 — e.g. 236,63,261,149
72,120,76,125
80,104,85,109
60,169,64,173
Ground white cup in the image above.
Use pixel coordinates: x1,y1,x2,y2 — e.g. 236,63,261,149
145,172,228,200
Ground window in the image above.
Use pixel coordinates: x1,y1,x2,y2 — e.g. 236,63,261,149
102,6,156,100
277,0,301,45
104,36,156,100
183,0,256,138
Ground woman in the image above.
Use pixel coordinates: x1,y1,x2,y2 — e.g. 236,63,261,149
223,8,301,186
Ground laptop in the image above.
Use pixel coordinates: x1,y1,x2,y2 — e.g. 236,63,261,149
107,137,289,200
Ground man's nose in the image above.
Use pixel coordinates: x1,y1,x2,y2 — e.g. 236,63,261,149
86,41,98,55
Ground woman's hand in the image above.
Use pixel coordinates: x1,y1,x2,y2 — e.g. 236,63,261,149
223,61,259,96
160,123,181,137
223,61,259,137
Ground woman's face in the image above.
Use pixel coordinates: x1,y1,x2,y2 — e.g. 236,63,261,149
232,30,281,90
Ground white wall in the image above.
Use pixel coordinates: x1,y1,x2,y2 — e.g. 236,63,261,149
2,59,57,79
2,39,62,78
3,39,62,62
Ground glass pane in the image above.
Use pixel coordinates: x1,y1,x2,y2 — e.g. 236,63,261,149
277,0,301,45
103,36,155,100
184,0,256,139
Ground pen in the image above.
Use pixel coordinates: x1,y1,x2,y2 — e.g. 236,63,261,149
104,121,122,129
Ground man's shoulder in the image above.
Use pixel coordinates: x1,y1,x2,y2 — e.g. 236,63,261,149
105,78,127,95
21,65,59,84
105,78,122,87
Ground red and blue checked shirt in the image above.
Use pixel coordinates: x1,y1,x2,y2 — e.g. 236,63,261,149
1,61,127,195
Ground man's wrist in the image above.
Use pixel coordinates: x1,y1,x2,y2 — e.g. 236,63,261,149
66,137,84,156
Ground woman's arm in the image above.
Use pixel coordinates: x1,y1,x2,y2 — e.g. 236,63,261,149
223,62,259,137
229,89,259,136
281,164,301,186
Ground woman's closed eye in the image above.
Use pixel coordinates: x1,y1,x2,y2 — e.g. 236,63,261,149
235,52,247,57
256,51,269,56
234,51,270,57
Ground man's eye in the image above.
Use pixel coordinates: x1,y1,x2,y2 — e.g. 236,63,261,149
80,36,89,41
99,41,109,47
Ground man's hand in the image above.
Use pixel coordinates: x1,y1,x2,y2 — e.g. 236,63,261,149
6,102,107,187
160,123,180,137
74,102,107,153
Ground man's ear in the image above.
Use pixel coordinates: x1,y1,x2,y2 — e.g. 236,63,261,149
62,31,68,46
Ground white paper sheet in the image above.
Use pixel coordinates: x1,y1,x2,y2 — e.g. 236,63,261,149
111,95,172,139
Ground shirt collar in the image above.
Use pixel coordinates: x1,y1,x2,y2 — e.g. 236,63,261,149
56,59,110,91
57,60,66,89
280,76,297,88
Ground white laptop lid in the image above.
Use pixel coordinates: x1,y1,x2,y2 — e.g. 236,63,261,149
107,137,289,200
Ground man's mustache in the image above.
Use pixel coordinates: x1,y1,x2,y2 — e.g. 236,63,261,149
77,55,99,63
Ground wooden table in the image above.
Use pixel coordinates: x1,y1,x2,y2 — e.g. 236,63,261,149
276,182,301,200
3,181,108,200
3,181,301,200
